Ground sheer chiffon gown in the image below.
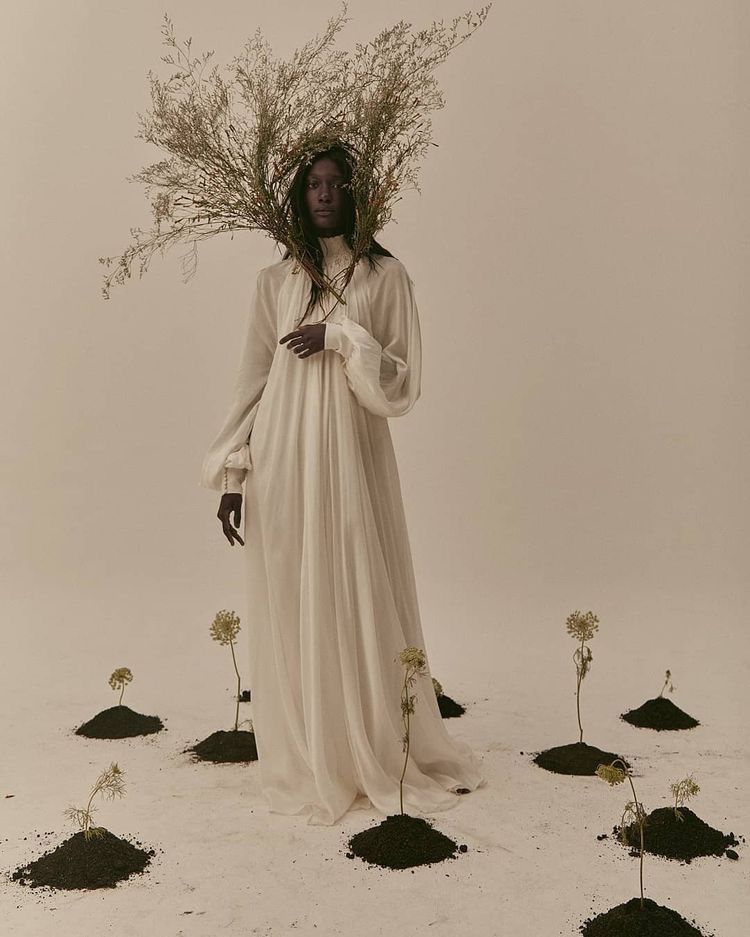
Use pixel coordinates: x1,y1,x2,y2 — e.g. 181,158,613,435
200,235,484,825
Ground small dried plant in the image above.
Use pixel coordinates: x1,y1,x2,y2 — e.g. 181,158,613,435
100,4,492,301
108,667,133,706
566,609,599,744
658,669,675,698
63,762,126,842
210,609,243,732
670,775,700,822
596,760,647,910
397,646,428,815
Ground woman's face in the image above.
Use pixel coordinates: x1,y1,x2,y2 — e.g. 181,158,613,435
304,157,347,235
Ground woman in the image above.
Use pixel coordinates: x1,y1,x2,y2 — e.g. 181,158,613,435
200,145,484,825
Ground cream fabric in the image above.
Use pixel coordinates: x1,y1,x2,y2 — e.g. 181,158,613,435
200,236,485,824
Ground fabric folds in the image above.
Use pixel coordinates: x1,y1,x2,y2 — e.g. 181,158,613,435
200,236,485,824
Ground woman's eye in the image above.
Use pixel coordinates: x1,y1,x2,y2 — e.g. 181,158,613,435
306,181,347,190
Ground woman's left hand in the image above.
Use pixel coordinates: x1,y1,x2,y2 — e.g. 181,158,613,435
279,323,326,358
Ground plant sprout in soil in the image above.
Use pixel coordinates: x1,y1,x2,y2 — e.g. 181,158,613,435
584,764,718,935
534,610,625,775
621,670,700,731
76,667,164,739
346,647,467,869
11,762,155,890
580,759,728,937
615,776,740,863
185,609,258,763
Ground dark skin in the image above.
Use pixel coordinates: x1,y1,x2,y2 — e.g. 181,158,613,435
217,157,347,545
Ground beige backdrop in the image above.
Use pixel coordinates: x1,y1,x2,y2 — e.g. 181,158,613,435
1,0,747,695
2,4,749,936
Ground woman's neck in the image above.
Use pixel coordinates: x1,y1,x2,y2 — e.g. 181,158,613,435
318,234,351,273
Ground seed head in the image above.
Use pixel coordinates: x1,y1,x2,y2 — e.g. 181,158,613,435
108,667,133,691
566,610,599,643
671,775,700,806
210,609,241,645
398,646,427,673
596,763,627,786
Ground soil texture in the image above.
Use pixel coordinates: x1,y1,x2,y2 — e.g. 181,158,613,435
533,741,626,776
580,897,708,936
437,693,465,718
621,697,699,731
347,813,462,869
11,829,154,890
186,729,258,763
619,807,739,862
75,705,164,739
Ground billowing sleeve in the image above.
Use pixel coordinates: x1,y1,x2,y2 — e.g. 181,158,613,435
199,266,278,492
323,258,421,417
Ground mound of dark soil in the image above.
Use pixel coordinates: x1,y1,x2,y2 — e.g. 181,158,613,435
75,705,164,739
11,829,154,890
533,742,626,776
620,807,738,863
185,729,258,763
621,697,699,731
581,897,708,936
347,813,464,869
437,694,465,718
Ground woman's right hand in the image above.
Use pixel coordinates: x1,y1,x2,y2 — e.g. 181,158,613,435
217,493,244,546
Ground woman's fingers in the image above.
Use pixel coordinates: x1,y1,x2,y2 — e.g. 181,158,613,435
279,329,303,344
217,496,245,546
231,505,244,544
279,324,324,356
222,517,244,546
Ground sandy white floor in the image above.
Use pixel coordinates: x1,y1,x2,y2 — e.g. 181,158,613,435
1,586,748,937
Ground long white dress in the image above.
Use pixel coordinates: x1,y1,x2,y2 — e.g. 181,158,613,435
200,235,485,825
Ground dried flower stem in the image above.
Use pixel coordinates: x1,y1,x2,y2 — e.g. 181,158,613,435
397,646,427,815
63,763,126,842
597,759,645,910
573,638,588,743
659,669,674,698
210,610,243,731
108,667,133,707
100,5,492,300
398,667,412,815
670,775,700,822
229,636,242,732
566,610,598,744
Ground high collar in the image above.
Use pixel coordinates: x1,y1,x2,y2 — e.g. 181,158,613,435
318,234,352,274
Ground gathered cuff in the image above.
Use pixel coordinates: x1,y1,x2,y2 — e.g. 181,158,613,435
324,321,344,352
222,444,251,494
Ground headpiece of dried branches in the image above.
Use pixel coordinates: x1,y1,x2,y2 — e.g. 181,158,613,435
100,3,492,302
